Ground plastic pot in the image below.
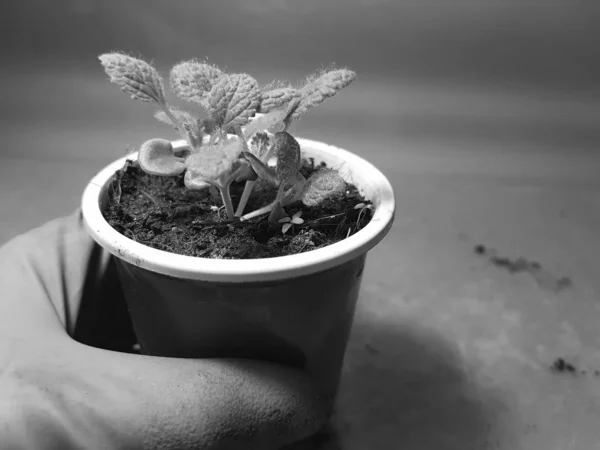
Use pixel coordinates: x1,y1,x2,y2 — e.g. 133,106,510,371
82,138,395,400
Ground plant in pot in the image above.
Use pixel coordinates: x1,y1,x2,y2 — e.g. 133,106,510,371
82,52,395,405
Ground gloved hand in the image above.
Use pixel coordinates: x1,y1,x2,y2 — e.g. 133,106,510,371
0,210,330,449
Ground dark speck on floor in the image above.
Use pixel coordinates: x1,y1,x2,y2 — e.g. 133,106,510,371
550,358,577,374
473,244,573,293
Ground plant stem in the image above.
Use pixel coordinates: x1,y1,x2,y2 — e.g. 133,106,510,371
240,183,285,221
219,184,235,220
162,104,197,148
235,180,255,217
240,201,275,221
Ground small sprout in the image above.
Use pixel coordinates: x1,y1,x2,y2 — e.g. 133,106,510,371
282,222,293,234
291,211,304,224
138,138,186,176
279,211,304,234
355,201,374,230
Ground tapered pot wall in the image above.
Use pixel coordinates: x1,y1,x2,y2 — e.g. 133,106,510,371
115,254,365,398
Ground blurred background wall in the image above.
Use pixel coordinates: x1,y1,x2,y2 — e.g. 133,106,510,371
0,0,599,241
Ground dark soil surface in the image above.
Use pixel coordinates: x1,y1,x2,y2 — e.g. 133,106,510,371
103,158,372,259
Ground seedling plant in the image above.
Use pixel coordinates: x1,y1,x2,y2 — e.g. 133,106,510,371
100,53,360,231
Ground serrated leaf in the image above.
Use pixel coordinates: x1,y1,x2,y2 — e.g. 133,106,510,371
258,87,301,113
272,131,301,182
185,140,242,184
99,53,165,104
207,73,261,130
138,138,186,176
170,60,224,107
292,69,356,119
301,168,346,207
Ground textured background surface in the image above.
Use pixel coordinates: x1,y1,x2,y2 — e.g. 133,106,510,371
2,1,600,448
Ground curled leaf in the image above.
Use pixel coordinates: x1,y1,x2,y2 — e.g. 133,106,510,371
291,69,356,119
234,160,259,183
185,140,242,185
207,74,261,130
242,151,278,185
272,131,301,182
138,138,186,176
170,60,224,107
301,168,346,207
258,87,301,113
99,53,165,104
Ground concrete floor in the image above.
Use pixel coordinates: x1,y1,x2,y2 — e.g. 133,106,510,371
2,72,600,449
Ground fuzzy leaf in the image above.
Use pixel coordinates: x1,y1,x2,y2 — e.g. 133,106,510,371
170,61,224,107
272,131,301,182
301,168,346,207
207,74,261,130
138,138,186,176
185,140,242,184
184,171,211,191
258,87,301,113
99,53,165,104
291,69,356,119
243,106,289,139
154,109,197,132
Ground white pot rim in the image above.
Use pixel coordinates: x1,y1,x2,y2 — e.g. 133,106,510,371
82,137,395,282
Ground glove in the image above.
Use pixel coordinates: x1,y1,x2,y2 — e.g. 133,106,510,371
0,210,330,449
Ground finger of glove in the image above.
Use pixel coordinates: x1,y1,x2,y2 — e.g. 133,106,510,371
0,209,93,339
0,209,135,350
0,212,331,448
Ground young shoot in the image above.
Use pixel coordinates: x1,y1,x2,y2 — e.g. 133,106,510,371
100,51,357,225
279,211,304,234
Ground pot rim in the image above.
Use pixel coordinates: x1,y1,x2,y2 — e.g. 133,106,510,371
82,137,395,282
